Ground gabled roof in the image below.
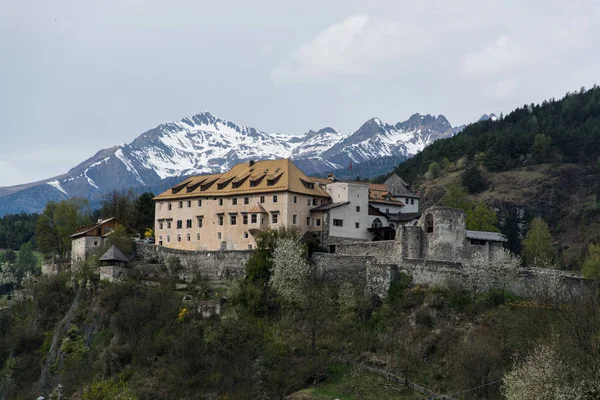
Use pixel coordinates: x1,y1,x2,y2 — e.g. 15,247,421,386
248,203,268,214
98,245,129,263
154,159,329,200
466,230,507,242
384,173,418,197
70,217,120,239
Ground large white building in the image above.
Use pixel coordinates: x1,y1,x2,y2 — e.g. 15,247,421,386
154,159,420,251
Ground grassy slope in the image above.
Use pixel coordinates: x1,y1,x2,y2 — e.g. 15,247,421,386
286,364,423,400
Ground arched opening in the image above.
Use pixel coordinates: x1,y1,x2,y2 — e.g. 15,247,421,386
372,218,383,228
425,214,434,233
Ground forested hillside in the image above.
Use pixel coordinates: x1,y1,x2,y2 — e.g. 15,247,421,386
390,86,600,271
396,86,600,183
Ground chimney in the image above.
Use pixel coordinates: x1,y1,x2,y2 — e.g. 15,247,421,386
327,173,335,180
249,160,255,167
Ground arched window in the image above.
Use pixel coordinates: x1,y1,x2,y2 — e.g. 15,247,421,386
425,214,434,233
389,223,395,229
372,218,383,228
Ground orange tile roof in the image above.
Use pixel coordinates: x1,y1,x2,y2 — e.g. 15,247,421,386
154,159,330,200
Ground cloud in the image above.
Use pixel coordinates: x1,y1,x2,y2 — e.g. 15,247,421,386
487,78,518,99
461,35,526,79
270,14,418,83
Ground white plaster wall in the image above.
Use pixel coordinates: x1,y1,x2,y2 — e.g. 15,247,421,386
327,183,376,240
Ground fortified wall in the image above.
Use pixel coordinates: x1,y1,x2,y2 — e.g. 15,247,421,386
135,243,251,281
129,206,586,300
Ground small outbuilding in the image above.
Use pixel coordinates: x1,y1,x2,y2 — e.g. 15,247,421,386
98,245,129,267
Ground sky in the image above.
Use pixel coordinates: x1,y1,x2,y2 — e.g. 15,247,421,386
1,0,599,187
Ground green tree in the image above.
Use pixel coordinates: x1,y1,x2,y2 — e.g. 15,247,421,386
0,249,17,264
533,133,552,163
15,242,39,279
426,161,442,179
133,192,155,236
36,199,91,261
522,218,555,268
461,163,488,194
581,244,600,279
104,225,134,255
442,183,473,212
466,203,500,232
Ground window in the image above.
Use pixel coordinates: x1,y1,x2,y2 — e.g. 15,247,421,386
372,218,383,228
197,217,203,228
333,219,343,227
187,234,191,242
273,195,278,203
232,198,238,205
312,198,317,206
471,239,486,245
159,236,163,246
230,215,237,225
355,222,360,229
272,213,278,223
186,219,192,228
179,201,183,209
425,214,434,233
159,203,163,211
177,234,181,242
217,232,221,240
244,197,249,205
176,220,183,229
243,214,248,224
197,233,200,240
316,218,321,227
248,244,253,250
356,206,360,212
218,199,223,206
93,240,98,246
293,195,297,203
187,200,191,208
251,214,257,224
159,222,163,230
167,235,171,243
411,199,415,205
218,215,224,226
292,214,297,225
167,221,172,229
168,202,172,210
260,196,265,203
307,198,311,206
386,208,390,213
243,232,249,238
198,199,202,207
306,217,311,226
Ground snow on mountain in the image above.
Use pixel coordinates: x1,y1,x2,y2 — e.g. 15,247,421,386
0,111,460,215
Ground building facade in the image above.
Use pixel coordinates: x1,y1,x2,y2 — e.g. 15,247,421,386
154,159,422,251
70,217,122,263
153,159,330,251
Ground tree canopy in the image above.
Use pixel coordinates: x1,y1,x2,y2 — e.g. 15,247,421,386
396,86,600,183
35,199,91,261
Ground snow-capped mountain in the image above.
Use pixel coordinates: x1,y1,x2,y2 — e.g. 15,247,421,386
0,111,458,215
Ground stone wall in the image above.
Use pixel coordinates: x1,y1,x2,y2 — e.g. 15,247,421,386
136,243,251,281
334,241,396,264
312,253,372,292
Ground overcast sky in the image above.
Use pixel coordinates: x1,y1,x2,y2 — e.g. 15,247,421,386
1,0,599,187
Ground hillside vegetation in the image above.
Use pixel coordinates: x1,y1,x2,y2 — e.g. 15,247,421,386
397,86,600,183
394,86,600,270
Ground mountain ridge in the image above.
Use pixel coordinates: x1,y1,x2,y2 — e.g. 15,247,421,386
0,110,480,215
